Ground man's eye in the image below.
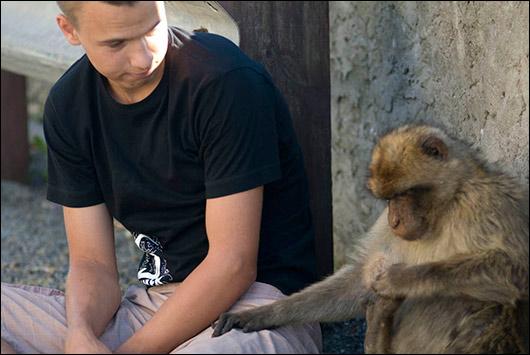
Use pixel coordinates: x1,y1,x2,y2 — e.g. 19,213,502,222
108,41,124,49
147,22,162,36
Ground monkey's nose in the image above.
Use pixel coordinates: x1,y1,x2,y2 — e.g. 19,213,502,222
390,215,400,229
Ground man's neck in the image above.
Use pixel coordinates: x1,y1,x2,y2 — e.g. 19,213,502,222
107,60,165,105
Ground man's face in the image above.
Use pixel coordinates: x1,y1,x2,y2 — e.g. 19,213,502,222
58,1,168,93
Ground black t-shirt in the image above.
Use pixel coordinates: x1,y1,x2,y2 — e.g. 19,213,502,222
44,26,317,295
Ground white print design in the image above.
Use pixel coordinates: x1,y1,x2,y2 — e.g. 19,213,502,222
131,232,173,287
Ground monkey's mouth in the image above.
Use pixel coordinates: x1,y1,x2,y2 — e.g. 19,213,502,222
390,217,427,241
395,228,426,241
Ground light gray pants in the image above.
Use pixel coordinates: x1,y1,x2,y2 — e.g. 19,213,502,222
1,281,322,354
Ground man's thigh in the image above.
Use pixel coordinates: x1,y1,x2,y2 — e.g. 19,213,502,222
1,282,68,354
2,282,322,354
171,321,322,354
0,282,147,354
170,282,322,354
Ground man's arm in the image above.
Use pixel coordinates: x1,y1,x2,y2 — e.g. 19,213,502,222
62,203,122,353
115,186,263,354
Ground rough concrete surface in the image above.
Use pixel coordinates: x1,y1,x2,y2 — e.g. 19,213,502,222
330,1,529,268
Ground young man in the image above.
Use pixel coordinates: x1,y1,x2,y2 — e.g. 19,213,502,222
0,1,322,354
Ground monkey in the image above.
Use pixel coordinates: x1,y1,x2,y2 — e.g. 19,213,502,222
211,124,529,354
364,295,403,353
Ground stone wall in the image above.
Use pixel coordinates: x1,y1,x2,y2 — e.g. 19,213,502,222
330,1,529,268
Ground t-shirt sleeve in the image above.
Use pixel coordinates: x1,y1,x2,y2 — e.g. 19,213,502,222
43,95,104,207
197,68,282,198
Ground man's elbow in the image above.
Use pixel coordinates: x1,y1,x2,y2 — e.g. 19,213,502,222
209,252,257,286
229,256,257,287
241,263,258,285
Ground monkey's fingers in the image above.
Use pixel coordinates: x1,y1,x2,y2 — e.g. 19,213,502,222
241,319,270,333
211,313,241,337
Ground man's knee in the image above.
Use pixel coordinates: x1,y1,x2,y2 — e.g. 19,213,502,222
1,338,17,354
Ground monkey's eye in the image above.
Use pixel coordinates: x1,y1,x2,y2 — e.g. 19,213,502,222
407,185,431,196
424,146,440,157
421,136,448,160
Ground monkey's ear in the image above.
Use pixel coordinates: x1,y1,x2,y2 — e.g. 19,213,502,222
421,135,448,160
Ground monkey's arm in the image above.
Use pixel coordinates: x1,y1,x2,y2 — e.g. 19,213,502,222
373,250,528,304
212,263,372,337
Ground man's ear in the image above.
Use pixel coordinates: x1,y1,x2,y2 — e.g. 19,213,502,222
56,14,82,46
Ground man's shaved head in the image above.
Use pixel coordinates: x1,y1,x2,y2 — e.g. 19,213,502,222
55,1,168,103
56,1,138,27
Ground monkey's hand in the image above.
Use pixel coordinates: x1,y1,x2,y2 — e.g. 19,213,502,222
211,306,275,337
372,263,412,298
363,253,387,287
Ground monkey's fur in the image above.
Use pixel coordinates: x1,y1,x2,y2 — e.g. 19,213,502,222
212,125,529,354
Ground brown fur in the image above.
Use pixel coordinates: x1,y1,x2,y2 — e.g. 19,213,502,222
212,124,529,354
365,296,403,353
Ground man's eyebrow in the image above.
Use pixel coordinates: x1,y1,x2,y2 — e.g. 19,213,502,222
98,20,161,45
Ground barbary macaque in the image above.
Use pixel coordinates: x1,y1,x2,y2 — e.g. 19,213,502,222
212,124,529,354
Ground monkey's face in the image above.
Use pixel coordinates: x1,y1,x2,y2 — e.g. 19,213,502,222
386,188,430,241
367,125,450,241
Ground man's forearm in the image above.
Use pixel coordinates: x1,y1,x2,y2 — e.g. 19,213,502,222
115,254,256,354
65,261,122,337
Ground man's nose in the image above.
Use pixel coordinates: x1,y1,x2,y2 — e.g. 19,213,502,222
130,38,153,71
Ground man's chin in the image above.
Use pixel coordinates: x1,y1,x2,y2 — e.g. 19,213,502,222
119,76,151,89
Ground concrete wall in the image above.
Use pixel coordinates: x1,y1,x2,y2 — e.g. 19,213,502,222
330,1,529,268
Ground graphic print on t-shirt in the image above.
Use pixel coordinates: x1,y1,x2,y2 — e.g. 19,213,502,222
131,232,174,287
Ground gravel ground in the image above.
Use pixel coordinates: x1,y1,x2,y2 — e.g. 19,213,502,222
1,179,366,353
1,180,141,292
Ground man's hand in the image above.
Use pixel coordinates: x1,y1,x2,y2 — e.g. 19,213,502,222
64,330,112,354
